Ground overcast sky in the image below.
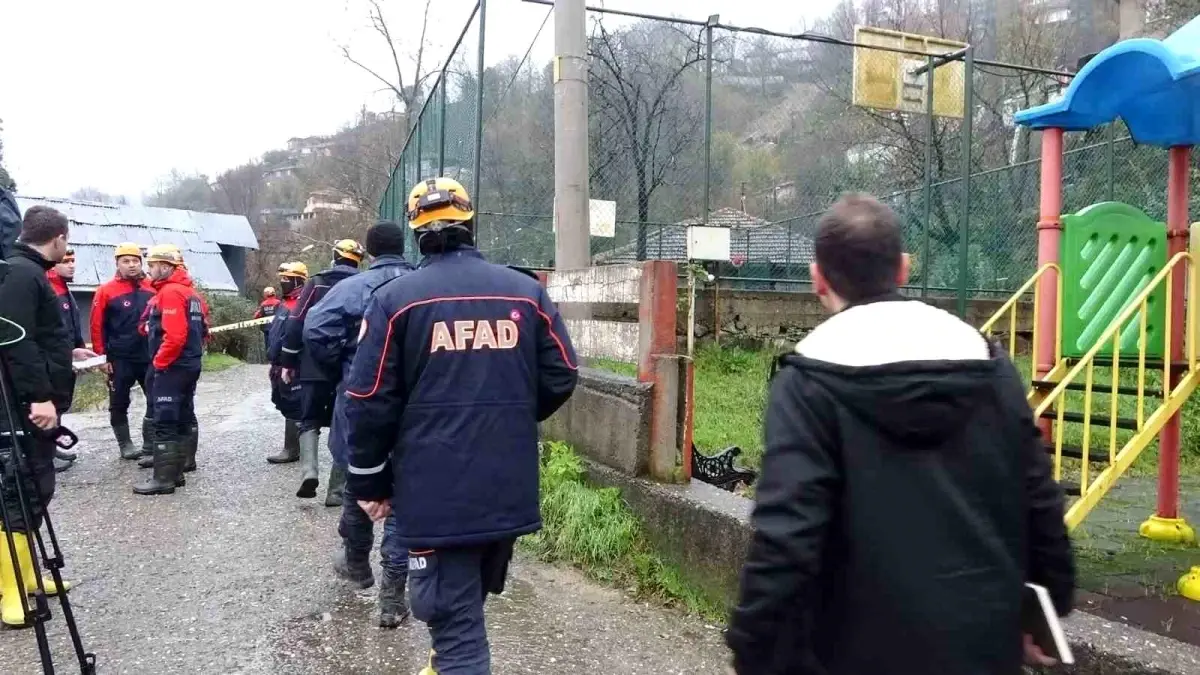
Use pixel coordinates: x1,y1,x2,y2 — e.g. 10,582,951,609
1,0,841,203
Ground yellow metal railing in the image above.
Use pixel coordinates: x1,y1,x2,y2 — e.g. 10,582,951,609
980,263,1063,389
1035,251,1200,530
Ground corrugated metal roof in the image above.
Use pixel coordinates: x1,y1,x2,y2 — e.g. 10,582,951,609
14,196,258,249
15,196,252,293
187,211,259,248
69,245,237,292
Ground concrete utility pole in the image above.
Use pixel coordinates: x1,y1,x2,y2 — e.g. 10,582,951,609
554,0,591,270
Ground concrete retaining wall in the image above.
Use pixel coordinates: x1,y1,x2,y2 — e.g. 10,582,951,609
686,288,1031,345
542,368,652,476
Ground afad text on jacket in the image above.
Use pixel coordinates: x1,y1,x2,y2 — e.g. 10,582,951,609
341,247,578,548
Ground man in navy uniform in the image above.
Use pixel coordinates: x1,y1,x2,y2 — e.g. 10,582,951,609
133,245,209,495
91,243,155,461
265,262,308,465
303,219,414,627
278,240,362,499
342,177,578,674
46,247,85,471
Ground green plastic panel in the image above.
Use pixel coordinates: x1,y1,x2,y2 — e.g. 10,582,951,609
1060,202,1167,359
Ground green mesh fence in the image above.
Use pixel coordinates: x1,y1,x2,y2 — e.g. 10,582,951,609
379,1,1187,299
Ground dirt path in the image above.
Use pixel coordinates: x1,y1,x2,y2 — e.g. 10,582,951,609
0,364,729,674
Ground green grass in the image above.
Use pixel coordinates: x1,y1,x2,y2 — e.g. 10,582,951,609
71,352,243,412
202,351,242,372
72,371,109,411
586,346,774,470
521,441,727,621
587,346,1200,479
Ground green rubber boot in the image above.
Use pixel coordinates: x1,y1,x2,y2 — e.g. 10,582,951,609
133,441,181,496
267,420,301,464
114,420,140,460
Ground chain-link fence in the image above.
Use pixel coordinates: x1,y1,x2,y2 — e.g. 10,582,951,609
380,0,1183,300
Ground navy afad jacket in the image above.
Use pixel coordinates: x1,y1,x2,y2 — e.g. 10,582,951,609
341,247,578,548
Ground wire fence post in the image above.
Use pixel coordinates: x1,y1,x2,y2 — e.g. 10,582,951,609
703,17,716,224
957,47,974,319
1107,122,1116,201
415,121,424,188
474,0,487,241
438,72,448,175
922,52,935,299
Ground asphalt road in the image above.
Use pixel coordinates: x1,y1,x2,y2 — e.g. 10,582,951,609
0,364,729,674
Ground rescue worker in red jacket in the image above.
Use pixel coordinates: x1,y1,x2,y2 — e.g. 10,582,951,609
265,263,307,464
134,245,209,496
46,247,86,471
253,286,280,353
91,242,156,460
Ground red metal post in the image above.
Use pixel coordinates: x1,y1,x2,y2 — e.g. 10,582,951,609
637,261,678,383
1036,128,1065,383
1035,129,1065,441
1157,145,1191,520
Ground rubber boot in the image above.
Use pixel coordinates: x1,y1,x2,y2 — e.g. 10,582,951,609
133,441,180,496
333,548,374,589
378,570,409,628
296,429,320,499
324,464,346,507
182,424,199,473
0,533,30,627
140,416,154,458
54,447,77,462
419,650,437,675
267,421,300,464
2,529,68,596
114,420,140,460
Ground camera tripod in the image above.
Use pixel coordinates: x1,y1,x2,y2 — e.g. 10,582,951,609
0,315,96,674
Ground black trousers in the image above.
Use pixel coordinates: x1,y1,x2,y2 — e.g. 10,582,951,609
108,358,150,425
149,367,200,443
297,381,335,433
0,430,55,533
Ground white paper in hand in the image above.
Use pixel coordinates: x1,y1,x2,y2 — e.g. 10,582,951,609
73,354,107,372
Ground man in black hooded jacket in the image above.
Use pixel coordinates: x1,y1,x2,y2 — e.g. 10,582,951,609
726,193,1075,675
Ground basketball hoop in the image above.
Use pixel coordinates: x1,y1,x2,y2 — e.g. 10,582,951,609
730,254,746,268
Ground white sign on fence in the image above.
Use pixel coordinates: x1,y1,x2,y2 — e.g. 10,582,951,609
686,225,731,261
589,199,616,238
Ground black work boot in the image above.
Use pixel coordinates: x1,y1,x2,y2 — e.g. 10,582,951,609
138,451,154,468
182,424,199,473
333,549,374,589
140,416,154,458
267,421,300,464
378,571,410,628
114,420,140,460
324,464,346,507
296,428,320,499
133,441,180,496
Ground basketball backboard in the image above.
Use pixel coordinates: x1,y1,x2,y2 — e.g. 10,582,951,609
852,26,967,119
